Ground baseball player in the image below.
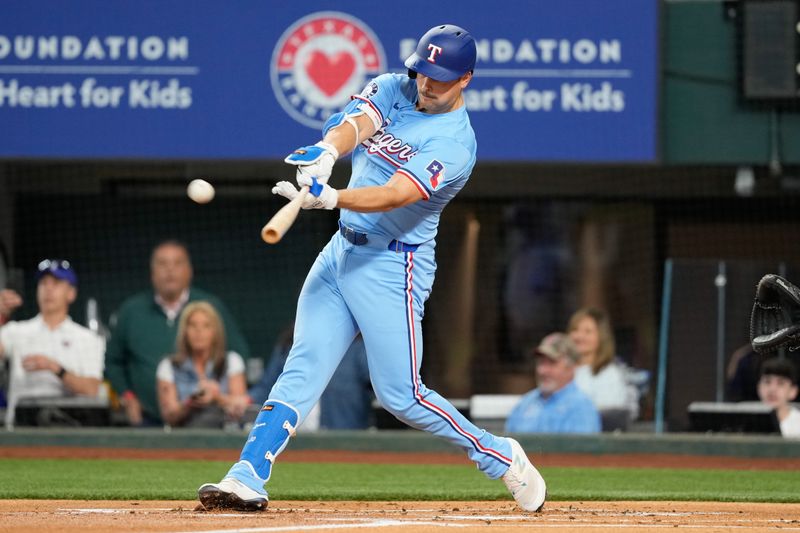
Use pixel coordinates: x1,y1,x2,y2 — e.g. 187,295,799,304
198,24,546,513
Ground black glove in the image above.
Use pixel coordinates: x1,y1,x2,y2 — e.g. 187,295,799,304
750,274,800,353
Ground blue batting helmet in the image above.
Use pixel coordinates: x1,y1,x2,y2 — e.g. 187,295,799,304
404,24,476,82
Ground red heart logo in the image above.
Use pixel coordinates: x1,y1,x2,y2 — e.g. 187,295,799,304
306,51,355,97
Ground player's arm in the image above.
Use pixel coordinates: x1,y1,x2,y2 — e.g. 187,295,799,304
323,112,377,158
272,170,424,212
283,110,378,187
337,172,424,212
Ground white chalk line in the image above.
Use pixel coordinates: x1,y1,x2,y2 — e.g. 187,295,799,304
172,512,800,533
176,520,470,533
51,506,800,532
56,508,264,518
511,526,800,530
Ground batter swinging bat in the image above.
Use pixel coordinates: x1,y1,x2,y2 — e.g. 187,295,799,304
261,186,309,244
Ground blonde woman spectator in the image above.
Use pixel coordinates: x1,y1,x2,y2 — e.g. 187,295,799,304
568,308,638,423
156,301,249,428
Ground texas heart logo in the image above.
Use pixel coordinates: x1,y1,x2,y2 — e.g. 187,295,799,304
271,12,386,129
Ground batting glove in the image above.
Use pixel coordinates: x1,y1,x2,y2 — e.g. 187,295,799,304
271,181,338,210
284,141,339,185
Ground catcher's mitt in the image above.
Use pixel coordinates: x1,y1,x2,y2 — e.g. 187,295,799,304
750,274,800,353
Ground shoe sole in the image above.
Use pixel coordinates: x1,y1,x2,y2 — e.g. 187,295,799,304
198,486,268,512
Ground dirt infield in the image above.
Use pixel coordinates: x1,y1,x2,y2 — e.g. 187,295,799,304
2,446,799,470
3,499,800,532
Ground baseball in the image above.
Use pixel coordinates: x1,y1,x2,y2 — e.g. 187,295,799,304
187,179,215,204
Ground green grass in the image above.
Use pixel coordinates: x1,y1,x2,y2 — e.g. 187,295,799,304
1,458,797,503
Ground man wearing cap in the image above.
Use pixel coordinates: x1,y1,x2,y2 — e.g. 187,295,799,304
0,260,105,427
506,333,601,434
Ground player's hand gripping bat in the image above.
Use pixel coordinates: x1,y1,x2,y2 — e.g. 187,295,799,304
261,186,310,244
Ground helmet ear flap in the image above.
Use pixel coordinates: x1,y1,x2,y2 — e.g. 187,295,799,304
407,69,417,79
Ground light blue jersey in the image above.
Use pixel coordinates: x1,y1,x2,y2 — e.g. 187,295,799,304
341,73,476,246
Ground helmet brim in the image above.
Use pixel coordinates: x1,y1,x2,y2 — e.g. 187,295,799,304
403,53,463,82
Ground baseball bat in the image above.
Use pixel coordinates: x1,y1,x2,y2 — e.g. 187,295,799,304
261,186,309,244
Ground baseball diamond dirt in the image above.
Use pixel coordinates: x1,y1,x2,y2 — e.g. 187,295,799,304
2,499,800,532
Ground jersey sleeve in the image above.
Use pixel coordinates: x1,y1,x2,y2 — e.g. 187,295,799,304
155,358,175,383
350,73,399,130
396,137,473,200
226,351,246,377
77,331,105,379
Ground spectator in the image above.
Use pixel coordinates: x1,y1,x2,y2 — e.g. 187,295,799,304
567,308,639,422
757,358,800,438
505,332,600,434
105,240,250,426
156,301,249,428
726,343,763,402
249,325,372,429
0,260,104,427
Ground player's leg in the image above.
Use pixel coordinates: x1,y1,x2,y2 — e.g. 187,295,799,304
342,248,509,474
343,247,545,511
199,237,358,510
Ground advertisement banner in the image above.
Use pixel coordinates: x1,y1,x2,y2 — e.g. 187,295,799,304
0,1,658,161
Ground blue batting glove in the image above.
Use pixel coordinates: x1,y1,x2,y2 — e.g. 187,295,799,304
296,173,324,197
284,142,338,186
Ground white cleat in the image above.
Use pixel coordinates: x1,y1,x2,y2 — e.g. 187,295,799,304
502,438,547,512
197,478,268,512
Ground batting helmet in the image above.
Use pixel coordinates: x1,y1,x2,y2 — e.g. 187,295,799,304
404,24,477,82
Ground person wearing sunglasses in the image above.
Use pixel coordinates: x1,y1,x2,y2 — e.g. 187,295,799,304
0,259,105,427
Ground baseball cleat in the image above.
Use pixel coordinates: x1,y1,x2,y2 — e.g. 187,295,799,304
197,478,268,512
502,437,547,512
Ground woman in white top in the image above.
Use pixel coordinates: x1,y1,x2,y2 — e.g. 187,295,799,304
156,301,249,428
567,308,633,419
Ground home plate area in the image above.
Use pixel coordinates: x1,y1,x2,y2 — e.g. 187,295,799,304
2,500,800,532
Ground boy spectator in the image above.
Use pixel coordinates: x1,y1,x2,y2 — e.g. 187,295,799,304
757,358,800,438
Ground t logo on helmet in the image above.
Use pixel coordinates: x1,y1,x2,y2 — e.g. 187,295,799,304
426,44,443,63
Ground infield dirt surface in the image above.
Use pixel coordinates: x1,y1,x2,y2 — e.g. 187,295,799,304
3,499,800,532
